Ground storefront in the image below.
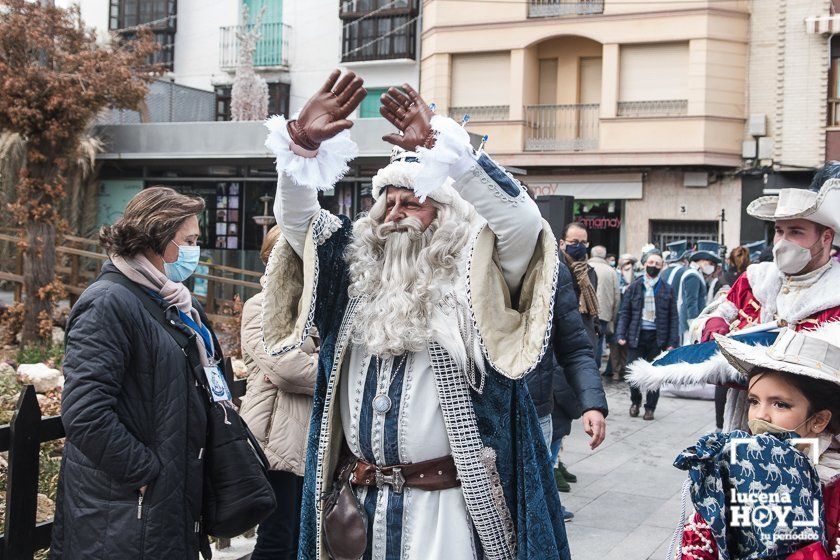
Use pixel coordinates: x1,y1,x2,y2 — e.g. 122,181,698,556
527,172,642,256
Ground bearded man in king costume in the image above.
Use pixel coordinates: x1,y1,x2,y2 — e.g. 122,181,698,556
261,70,597,560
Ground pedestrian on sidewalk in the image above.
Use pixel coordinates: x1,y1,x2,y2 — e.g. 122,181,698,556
548,254,609,506
239,225,319,560
589,245,620,374
606,253,638,380
616,249,679,421
52,187,216,559
560,221,600,352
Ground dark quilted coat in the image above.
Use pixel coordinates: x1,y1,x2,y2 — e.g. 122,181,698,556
50,262,211,559
615,276,680,350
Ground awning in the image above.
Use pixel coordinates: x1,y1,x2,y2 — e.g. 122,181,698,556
805,15,840,34
525,173,644,200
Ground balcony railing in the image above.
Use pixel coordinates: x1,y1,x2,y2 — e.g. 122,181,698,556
616,99,688,117
528,0,604,17
829,98,840,126
448,105,510,121
219,21,290,70
525,104,599,151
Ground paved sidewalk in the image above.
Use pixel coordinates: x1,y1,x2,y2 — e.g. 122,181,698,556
561,379,716,560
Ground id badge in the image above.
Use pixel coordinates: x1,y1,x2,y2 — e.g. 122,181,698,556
204,365,232,402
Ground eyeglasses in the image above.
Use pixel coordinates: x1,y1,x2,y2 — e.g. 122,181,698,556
564,240,589,247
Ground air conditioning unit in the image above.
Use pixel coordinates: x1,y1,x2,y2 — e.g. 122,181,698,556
758,137,775,160
748,114,767,137
684,172,709,188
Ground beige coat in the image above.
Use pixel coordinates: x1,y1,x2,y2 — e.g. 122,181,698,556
588,256,621,325
239,289,317,476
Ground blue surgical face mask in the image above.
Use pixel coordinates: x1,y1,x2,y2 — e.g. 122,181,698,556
164,241,201,283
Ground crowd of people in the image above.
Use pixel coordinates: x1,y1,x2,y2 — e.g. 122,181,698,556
48,68,840,560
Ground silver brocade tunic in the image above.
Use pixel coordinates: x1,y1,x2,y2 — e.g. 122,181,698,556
338,345,478,560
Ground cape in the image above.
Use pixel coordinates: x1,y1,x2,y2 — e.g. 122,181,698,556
261,209,569,560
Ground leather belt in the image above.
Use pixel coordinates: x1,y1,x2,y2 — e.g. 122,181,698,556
348,455,460,494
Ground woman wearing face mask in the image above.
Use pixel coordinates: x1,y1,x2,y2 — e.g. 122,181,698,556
615,249,679,420
52,187,217,559
675,323,840,559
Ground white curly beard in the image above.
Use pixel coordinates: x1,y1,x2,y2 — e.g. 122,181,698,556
346,199,469,358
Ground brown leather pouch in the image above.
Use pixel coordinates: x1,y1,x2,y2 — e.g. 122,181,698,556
323,460,367,560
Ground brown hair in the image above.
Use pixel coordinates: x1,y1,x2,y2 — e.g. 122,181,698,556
260,225,282,265
728,246,751,275
750,368,840,433
99,186,205,258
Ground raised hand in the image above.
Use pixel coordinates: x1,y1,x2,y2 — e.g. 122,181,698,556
288,69,367,150
380,83,435,151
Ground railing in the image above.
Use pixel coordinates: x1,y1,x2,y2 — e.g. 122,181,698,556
0,370,247,558
616,99,688,117
219,21,291,70
447,105,510,122
829,98,840,126
528,0,604,17
525,103,600,151
0,232,261,318
97,80,216,124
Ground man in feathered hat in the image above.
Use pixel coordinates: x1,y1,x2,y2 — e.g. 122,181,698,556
261,70,601,559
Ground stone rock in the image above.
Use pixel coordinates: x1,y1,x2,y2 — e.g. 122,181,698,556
232,358,248,379
51,326,65,347
0,362,14,378
17,363,63,394
36,493,55,523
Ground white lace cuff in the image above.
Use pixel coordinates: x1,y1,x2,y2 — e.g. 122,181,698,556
264,114,358,191
414,115,472,201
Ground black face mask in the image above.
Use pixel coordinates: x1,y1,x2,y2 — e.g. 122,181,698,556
565,243,588,262
646,266,661,278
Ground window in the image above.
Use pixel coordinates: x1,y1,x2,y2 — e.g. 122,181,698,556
449,52,511,120
650,220,719,251
829,37,840,126
340,0,418,62
359,88,387,118
109,0,177,71
215,82,290,121
618,43,689,117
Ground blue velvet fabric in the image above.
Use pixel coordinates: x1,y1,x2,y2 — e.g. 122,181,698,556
295,216,569,560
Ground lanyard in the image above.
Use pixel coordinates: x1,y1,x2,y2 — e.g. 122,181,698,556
145,290,215,362
178,310,215,361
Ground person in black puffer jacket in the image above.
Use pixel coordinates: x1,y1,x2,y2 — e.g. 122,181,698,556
51,187,217,560
526,256,608,513
615,249,679,421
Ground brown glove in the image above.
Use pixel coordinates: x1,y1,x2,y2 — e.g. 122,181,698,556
379,84,435,151
288,69,367,150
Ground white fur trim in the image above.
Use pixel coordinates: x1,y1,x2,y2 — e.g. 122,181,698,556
370,160,460,206
625,352,742,393
783,260,840,323
414,115,472,202
264,114,358,191
745,261,782,322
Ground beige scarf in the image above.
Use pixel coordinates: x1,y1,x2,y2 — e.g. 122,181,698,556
564,252,600,317
111,254,213,367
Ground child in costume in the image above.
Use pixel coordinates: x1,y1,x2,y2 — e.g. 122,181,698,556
673,323,840,559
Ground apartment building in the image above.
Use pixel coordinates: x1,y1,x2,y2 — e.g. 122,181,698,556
738,0,838,244
54,0,422,268
420,0,749,255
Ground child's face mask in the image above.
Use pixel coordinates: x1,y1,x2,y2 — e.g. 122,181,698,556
748,415,812,437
